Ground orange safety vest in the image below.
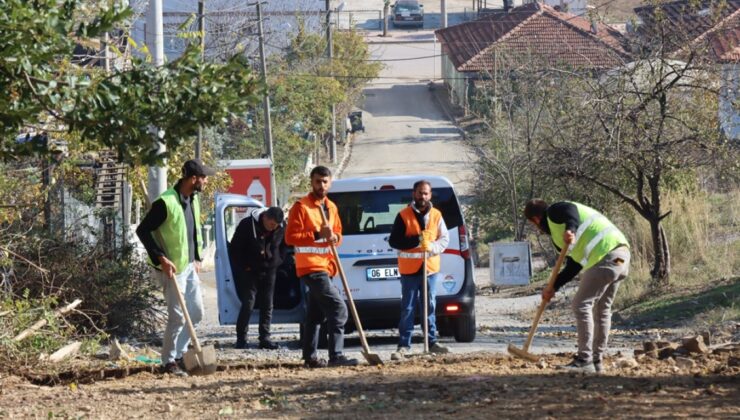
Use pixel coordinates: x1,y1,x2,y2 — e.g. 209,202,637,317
285,193,342,278
397,206,442,275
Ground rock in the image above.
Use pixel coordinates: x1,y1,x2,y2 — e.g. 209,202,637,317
643,341,659,358
658,343,679,360
729,356,740,367
536,360,548,369
616,357,639,369
681,336,709,354
634,349,645,356
165,403,174,413
675,357,696,369
700,331,711,346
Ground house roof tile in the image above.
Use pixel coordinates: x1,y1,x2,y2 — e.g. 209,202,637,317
434,2,629,72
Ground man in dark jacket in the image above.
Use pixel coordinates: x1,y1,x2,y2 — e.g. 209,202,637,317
229,207,286,349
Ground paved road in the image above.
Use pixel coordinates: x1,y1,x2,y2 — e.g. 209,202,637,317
341,41,473,195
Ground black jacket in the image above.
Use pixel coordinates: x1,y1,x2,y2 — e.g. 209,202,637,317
229,209,286,275
538,201,584,291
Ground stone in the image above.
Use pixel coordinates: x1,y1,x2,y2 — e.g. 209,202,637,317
616,357,639,369
729,356,740,367
643,341,659,358
681,336,709,354
700,331,711,346
658,343,679,360
536,360,548,369
634,349,645,356
165,403,174,413
675,357,696,369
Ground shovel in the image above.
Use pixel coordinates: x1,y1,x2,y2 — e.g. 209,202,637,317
169,270,218,375
422,250,430,354
507,245,569,362
319,206,383,365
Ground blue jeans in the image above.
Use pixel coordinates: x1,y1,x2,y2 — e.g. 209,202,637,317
155,263,204,364
398,272,438,348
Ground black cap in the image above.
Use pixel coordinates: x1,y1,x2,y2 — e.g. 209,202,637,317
182,159,216,177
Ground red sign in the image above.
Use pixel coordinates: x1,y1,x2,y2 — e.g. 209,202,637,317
222,159,272,206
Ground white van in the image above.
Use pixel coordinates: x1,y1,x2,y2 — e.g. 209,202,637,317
214,175,476,343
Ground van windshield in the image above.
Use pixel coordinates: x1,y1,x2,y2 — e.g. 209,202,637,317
329,187,463,235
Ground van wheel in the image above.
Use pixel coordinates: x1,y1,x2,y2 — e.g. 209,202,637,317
453,315,476,343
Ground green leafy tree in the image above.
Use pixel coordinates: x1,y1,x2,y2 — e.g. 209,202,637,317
0,0,260,164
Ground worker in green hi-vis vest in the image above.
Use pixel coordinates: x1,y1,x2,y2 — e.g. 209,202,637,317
137,159,215,378
524,199,631,374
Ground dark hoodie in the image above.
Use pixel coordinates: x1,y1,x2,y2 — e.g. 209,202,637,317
228,208,286,275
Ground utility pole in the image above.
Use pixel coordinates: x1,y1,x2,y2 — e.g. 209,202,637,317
326,0,337,164
146,0,167,204
195,0,205,159
441,0,448,28
256,1,277,206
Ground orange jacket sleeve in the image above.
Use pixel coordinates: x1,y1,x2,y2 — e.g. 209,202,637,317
285,202,318,246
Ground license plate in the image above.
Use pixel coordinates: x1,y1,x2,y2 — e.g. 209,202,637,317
366,267,400,281
404,16,414,20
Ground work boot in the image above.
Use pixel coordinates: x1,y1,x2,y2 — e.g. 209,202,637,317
429,342,449,354
304,357,327,369
328,355,360,367
594,358,604,374
558,356,596,373
175,357,186,370
235,338,248,349
391,346,410,361
162,362,188,377
258,339,281,350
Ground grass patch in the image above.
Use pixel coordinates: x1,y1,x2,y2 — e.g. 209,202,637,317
618,277,739,326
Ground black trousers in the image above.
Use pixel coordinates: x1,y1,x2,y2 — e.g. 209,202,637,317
234,268,276,342
301,272,348,361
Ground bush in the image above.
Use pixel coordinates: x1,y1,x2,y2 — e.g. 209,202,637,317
1,227,165,341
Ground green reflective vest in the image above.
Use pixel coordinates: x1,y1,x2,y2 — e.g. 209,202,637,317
547,202,628,270
149,187,202,273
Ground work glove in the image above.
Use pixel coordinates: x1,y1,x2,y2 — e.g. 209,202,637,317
419,237,433,252
421,230,435,242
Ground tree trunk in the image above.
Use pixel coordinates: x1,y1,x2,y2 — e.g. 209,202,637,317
649,217,670,283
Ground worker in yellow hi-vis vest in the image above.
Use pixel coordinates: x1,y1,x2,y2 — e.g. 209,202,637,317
525,199,630,374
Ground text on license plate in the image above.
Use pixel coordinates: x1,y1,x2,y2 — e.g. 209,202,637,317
366,267,400,280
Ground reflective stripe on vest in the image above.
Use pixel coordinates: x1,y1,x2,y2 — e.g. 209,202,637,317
397,206,442,275
398,251,425,259
548,201,629,270
294,246,332,255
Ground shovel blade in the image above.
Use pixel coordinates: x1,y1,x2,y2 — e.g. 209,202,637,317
362,351,384,366
183,345,218,375
507,343,540,362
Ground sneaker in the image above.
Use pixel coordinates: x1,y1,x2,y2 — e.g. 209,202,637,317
304,357,327,369
328,355,360,367
429,342,450,354
258,339,281,350
594,359,604,374
557,356,596,373
162,362,188,377
175,357,186,370
391,346,410,361
235,339,248,349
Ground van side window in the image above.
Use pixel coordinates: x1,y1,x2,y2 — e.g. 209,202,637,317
329,188,462,235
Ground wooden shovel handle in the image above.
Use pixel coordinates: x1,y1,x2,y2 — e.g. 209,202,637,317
168,271,203,353
423,250,429,353
318,203,372,353
522,245,569,351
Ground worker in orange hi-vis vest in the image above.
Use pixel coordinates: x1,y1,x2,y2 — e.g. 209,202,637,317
389,180,450,360
285,166,359,369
